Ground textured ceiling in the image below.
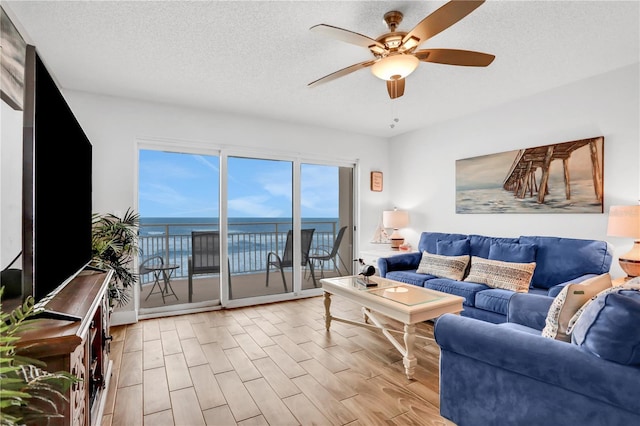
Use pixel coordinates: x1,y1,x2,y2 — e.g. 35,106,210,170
5,1,639,138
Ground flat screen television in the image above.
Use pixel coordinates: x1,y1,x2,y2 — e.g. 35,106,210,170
16,45,93,311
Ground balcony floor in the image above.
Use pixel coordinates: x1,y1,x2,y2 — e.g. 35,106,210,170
139,268,345,310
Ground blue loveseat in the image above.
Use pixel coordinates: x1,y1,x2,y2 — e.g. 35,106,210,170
378,232,613,323
434,288,640,426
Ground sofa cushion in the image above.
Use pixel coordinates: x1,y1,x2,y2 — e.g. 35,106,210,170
489,242,537,264
519,236,612,289
528,287,548,296
418,232,468,255
475,289,514,316
541,273,612,342
469,234,519,259
416,252,470,281
385,270,434,287
437,238,471,256
570,287,640,365
465,256,535,292
424,278,488,307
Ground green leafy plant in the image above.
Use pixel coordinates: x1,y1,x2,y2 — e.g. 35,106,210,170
0,288,79,426
91,208,140,306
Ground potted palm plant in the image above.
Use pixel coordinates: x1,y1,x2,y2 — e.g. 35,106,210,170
0,288,78,425
91,208,140,306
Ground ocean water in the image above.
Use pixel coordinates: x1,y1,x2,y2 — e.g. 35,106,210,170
138,217,341,280
139,217,339,236
456,179,602,214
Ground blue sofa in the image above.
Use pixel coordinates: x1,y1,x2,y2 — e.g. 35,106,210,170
434,290,640,426
378,232,613,323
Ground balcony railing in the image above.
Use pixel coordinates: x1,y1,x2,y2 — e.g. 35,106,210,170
138,220,341,283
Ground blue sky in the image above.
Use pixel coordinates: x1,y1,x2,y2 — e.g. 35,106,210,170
139,150,339,218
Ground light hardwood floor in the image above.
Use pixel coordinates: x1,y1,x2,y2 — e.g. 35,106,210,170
102,295,455,426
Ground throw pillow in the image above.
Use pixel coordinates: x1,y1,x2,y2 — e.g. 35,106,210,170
625,276,640,287
566,281,640,333
464,256,535,292
541,273,612,342
569,287,640,365
416,251,470,281
436,239,471,256
488,242,537,264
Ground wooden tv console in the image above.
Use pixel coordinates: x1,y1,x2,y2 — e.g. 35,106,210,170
16,268,114,426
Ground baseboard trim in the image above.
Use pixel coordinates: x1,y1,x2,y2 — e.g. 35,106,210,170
110,309,137,326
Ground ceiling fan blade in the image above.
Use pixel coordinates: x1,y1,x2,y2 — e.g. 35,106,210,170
402,0,485,49
308,60,376,87
386,78,405,99
310,24,386,52
414,48,495,67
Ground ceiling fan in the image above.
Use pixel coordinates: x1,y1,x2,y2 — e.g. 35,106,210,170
308,0,495,99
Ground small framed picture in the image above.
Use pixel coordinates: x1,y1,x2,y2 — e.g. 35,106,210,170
370,171,383,192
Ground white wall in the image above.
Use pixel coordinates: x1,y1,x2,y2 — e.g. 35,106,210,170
389,63,640,278
62,91,391,322
64,91,390,235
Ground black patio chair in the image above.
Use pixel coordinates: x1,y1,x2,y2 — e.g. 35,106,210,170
189,231,231,301
308,226,349,286
266,228,315,292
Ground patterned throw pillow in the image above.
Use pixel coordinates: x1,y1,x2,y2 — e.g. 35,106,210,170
541,273,612,342
416,251,470,281
626,276,640,288
464,256,535,292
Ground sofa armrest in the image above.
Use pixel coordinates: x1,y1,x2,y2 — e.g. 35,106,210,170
546,273,600,297
507,293,554,330
378,252,422,278
434,314,640,414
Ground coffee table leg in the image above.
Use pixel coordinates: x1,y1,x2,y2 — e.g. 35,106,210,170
324,291,332,331
403,324,417,379
362,307,370,324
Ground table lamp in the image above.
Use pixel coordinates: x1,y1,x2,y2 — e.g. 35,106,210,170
607,205,640,277
383,208,409,250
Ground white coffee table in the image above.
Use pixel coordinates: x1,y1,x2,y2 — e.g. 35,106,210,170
320,275,464,379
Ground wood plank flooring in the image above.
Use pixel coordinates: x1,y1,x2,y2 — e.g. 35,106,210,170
102,295,455,426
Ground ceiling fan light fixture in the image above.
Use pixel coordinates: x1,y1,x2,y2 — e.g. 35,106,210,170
371,54,419,81
400,36,420,52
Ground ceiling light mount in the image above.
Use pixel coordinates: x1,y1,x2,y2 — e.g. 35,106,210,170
383,11,403,32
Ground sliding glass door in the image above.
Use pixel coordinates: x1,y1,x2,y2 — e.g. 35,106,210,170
137,145,354,313
301,163,353,289
138,149,220,312
226,156,294,300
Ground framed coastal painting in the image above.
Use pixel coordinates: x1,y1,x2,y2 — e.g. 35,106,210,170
1,7,27,110
456,136,604,214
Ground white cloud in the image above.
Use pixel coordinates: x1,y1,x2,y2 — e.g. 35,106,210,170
228,195,285,217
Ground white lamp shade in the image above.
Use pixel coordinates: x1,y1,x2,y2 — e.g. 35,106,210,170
383,210,409,229
371,55,419,81
607,205,640,238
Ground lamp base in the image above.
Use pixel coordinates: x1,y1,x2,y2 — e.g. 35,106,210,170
619,240,640,278
388,229,404,250
390,238,404,250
